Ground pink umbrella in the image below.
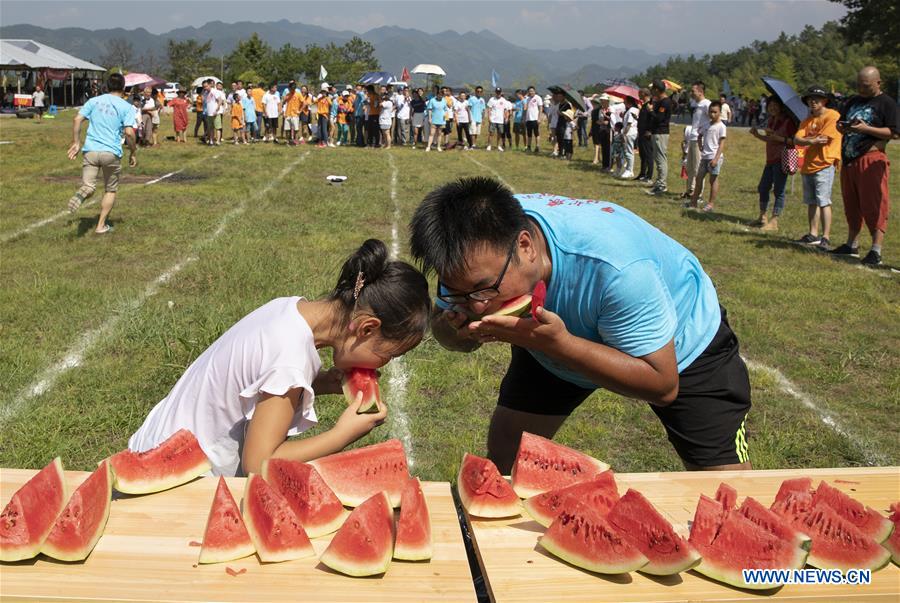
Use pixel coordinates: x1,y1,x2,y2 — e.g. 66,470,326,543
124,73,166,89
604,84,640,101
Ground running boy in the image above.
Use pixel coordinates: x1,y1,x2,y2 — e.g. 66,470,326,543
689,101,726,212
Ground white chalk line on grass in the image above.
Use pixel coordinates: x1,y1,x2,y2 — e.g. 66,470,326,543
386,153,415,470
467,157,885,463
466,155,515,191
0,153,221,244
0,152,307,427
743,358,886,466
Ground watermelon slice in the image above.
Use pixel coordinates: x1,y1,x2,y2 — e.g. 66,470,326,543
261,458,348,538
692,510,808,590
1,457,67,562
198,477,255,564
606,489,701,575
510,432,609,499
394,477,432,561
491,294,531,317
523,472,619,528
777,501,891,572
737,496,811,551
540,502,648,574
885,503,900,566
242,474,314,563
320,491,394,576
342,367,381,414
714,482,738,510
42,461,112,562
457,453,520,518
530,280,547,320
812,481,893,543
109,429,211,495
688,494,726,547
310,439,409,507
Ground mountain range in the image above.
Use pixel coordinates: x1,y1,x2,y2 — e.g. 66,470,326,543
0,19,670,88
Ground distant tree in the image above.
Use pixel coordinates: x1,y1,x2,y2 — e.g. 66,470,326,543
831,0,900,58
136,50,166,79
99,38,135,72
225,34,273,83
166,39,216,86
770,53,798,89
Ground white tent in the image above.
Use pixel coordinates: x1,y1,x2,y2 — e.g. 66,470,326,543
1,39,105,106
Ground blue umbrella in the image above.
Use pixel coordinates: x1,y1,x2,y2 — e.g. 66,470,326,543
761,76,808,123
358,71,399,85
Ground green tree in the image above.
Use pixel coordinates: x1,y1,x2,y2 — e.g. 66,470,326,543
831,0,900,58
99,38,135,73
166,39,216,86
770,53,797,88
225,33,273,83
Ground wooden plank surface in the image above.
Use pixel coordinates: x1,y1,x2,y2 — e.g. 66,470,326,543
465,466,900,602
0,470,477,602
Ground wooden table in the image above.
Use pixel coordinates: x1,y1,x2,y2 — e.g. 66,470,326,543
465,466,900,602
0,470,477,602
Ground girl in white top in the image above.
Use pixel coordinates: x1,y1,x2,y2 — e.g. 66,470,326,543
129,239,431,476
619,97,640,179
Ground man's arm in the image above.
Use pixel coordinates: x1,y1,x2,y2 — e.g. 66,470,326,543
123,125,137,166
67,114,86,159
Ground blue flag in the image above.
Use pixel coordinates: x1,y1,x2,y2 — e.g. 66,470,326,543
722,79,732,95
491,69,500,89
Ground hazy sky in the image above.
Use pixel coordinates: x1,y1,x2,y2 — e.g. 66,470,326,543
1,0,848,54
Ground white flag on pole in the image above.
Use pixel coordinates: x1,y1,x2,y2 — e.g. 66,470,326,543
319,65,328,81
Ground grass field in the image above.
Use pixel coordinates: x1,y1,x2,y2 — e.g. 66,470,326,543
1,109,897,481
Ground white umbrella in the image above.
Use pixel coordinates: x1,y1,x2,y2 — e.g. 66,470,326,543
190,75,222,89
411,64,446,76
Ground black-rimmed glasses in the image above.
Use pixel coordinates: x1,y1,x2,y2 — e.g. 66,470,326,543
437,241,517,304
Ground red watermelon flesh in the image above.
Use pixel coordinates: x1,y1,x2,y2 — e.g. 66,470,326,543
688,494,726,547
1,457,67,562
457,453,520,518
774,477,814,506
261,458,347,538
776,501,890,572
342,367,381,414
737,496,811,551
109,429,211,495
812,481,893,543
394,477,432,561
510,432,610,499
320,491,394,576
491,294,532,317
692,510,808,590
715,482,738,510
198,477,255,564
523,472,619,528
242,474,314,563
42,461,112,562
606,488,700,575
540,502,648,574
310,439,409,507
530,280,547,320
885,503,900,566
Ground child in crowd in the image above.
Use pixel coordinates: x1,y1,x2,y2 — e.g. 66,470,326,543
337,91,352,146
241,92,257,144
379,93,394,149
230,92,245,145
330,91,340,146
610,122,625,172
689,101,727,212
561,111,575,160
127,240,431,477
316,86,331,148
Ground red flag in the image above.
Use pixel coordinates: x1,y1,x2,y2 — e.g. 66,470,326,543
401,67,411,82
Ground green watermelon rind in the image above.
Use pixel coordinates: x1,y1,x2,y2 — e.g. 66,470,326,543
241,474,315,563
198,477,256,565
457,453,521,519
491,294,532,317
319,491,394,576
1,457,68,562
511,432,610,499
692,545,809,591
109,429,212,495
261,458,349,539
41,461,112,562
310,439,409,508
394,478,433,561
341,368,381,415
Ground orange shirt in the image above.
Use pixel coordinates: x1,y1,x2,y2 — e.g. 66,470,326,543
338,99,352,124
316,95,331,115
796,108,842,173
251,87,265,112
283,92,302,117
298,93,311,115
230,102,244,128
195,95,203,112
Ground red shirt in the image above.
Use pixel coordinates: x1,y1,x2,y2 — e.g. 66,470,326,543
765,116,798,165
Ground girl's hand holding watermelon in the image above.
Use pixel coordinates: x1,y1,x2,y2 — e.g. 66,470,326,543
335,395,388,442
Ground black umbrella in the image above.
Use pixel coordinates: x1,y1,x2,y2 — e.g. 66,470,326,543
547,84,586,112
761,76,808,123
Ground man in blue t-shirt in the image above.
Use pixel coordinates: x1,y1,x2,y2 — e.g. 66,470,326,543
425,94,447,152
513,89,526,149
468,86,486,148
409,177,751,473
66,72,137,234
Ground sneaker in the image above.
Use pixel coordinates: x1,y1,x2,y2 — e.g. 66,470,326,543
796,234,821,245
860,249,883,266
425,147,430,152
619,171,634,179
828,244,860,257
498,146,504,152
486,145,492,151
645,187,668,196
437,147,443,152
760,218,779,232
817,237,832,251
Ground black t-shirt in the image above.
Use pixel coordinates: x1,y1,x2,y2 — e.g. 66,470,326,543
840,93,898,162
590,106,609,132
411,98,426,114
650,96,672,134
637,103,653,133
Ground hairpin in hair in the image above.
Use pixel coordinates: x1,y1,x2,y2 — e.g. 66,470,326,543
353,271,365,300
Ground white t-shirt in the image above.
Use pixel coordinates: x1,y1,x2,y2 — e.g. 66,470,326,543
379,100,394,127
236,88,248,101
214,89,227,115
689,98,711,142
396,96,411,120
699,121,727,160
487,97,507,124
608,103,625,127
262,92,280,118
622,106,639,138
32,90,45,107
128,297,321,477
720,102,732,123
455,99,470,123
525,94,541,121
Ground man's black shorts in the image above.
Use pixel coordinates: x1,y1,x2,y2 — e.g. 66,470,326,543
514,122,525,135
497,307,751,467
526,120,539,137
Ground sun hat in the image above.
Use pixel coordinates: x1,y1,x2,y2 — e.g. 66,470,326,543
320,83,329,92
801,85,830,104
